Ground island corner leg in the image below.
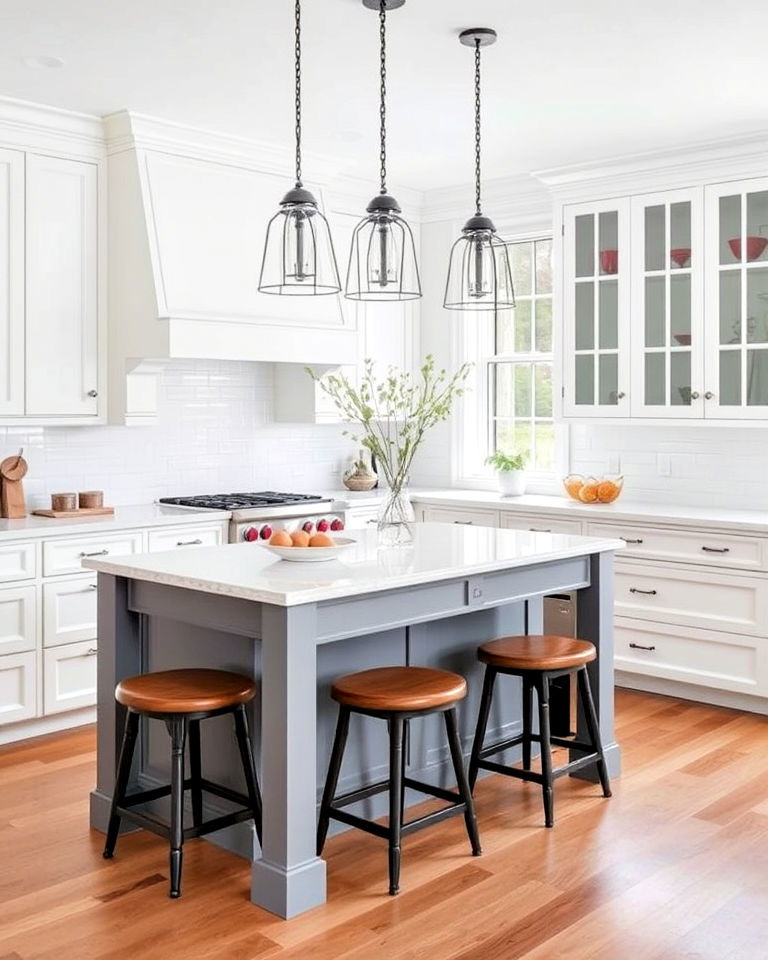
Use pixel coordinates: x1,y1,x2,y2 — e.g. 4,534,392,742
251,603,326,919
574,550,621,780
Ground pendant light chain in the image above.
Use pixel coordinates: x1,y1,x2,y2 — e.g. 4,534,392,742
379,0,387,194
294,0,303,187
474,39,482,216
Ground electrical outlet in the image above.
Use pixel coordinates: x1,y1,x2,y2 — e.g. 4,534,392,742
657,453,671,477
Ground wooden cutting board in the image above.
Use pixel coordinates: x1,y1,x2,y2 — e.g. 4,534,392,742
0,453,27,519
32,506,115,519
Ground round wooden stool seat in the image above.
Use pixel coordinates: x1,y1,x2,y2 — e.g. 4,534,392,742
331,666,467,712
478,635,596,672
115,669,258,714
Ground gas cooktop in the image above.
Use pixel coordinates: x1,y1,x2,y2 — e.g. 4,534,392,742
159,492,327,511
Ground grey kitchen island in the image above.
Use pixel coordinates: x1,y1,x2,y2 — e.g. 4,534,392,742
85,522,623,918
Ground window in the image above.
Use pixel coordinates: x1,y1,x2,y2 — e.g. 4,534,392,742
457,234,566,487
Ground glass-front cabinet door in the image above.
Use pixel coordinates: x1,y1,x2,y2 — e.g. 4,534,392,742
562,198,630,417
704,178,768,419
630,188,704,418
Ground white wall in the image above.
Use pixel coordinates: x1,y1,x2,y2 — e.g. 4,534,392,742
0,360,355,508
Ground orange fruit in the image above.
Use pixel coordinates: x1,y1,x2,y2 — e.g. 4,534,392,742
309,533,334,547
563,476,583,501
578,483,599,503
269,530,292,547
596,480,620,503
290,530,310,547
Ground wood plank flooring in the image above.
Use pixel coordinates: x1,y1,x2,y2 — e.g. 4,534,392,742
1,689,768,959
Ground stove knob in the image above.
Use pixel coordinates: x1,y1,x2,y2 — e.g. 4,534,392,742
302,520,314,534
243,526,259,542
316,518,330,533
260,524,273,540
330,518,344,531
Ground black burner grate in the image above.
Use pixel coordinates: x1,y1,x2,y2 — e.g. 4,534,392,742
159,491,326,510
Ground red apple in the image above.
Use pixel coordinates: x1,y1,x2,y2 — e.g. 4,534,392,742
260,525,273,540
243,526,259,542
317,518,330,533
330,518,344,531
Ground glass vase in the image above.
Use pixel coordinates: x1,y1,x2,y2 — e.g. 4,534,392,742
377,485,415,546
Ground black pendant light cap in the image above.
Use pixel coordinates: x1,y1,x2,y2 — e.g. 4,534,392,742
459,28,497,47
362,0,405,9
280,185,318,207
463,213,496,234
366,192,402,215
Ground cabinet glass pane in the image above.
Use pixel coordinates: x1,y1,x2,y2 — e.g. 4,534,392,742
598,211,618,276
510,243,532,296
719,195,741,265
747,350,768,405
598,279,618,349
598,354,618,405
574,355,594,405
535,239,552,294
670,351,691,406
670,274,691,344
719,272,741,344
746,267,768,343
644,205,665,272
535,299,552,352
746,191,768,264
575,215,594,278
669,202,692,269
719,350,741,405
575,284,594,349
644,353,665,405
534,363,552,416
645,276,665,347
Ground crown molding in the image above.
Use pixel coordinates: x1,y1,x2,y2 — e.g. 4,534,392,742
0,95,104,157
421,172,550,226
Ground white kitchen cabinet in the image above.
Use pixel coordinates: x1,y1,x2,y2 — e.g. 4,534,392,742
562,198,631,417
417,504,499,527
43,531,143,577
499,512,583,535
0,651,37,723
0,541,37,583
43,574,97,647
25,154,99,417
0,148,24,416
0,585,37,656
147,524,224,552
43,639,98,715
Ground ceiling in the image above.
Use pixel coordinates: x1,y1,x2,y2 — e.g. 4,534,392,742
0,0,766,191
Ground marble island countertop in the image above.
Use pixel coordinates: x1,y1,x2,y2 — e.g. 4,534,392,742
83,522,624,607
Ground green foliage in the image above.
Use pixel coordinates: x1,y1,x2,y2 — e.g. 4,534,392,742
485,449,529,472
307,356,471,493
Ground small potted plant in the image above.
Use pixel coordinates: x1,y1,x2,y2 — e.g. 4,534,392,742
485,450,529,497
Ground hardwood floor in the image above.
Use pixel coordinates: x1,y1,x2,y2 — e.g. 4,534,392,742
2,689,768,959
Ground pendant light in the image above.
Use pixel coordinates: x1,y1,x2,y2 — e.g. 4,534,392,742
444,29,515,312
345,0,421,302
259,0,341,296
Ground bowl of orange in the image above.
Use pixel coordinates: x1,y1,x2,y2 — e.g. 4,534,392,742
563,474,624,504
264,528,357,562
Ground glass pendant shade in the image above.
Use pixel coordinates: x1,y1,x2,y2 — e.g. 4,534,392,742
260,186,341,296
346,193,421,301
444,214,515,311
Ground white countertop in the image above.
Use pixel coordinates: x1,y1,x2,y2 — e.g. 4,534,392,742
83,523,624,607
0,504,231,541
410,489,768,534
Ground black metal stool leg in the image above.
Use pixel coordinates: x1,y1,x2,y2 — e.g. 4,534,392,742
577,667,612,798
400,719,409,827
388,715,404,896
168,717,187,898
536,676,554,828
521,675,532,771
188,719,203,830
468,667,497,791
233,704,263,845
103,709,139,859
444,707,482,856
317,706,350,855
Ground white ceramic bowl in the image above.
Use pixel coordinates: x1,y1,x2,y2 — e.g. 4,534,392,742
263,537,356,562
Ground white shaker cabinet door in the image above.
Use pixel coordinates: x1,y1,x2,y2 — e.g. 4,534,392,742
25,154,99,417
0,651,37,724
0,584,37,656
43,640,98,714
0,148,24,416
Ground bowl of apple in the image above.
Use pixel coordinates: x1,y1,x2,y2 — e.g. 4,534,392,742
264,525,356,562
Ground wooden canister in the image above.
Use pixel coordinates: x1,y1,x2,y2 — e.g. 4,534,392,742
51,492,77,512
78,490,104,509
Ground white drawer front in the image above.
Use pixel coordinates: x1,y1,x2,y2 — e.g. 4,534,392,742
0,585,37,656
344,508,379,530
0,541,36,582
0,651,37,724
615,618,763,695
420,505,499,527
43,574,97,647
43,640,98,715
500,513,583,536
615,561,768,636
147,524,224,553
587,521,767,571
43,531,143,576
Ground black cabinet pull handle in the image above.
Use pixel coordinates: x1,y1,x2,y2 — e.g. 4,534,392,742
453,520,474,525
621,537,644,544
629,587,657,595
529,527,551,533
80,549,109,558
629,642,656,651
176,539,203,546
701,545,730,554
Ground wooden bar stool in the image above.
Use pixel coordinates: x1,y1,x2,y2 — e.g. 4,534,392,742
103,668,263,898
468,636,611,827
317,666,482,896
